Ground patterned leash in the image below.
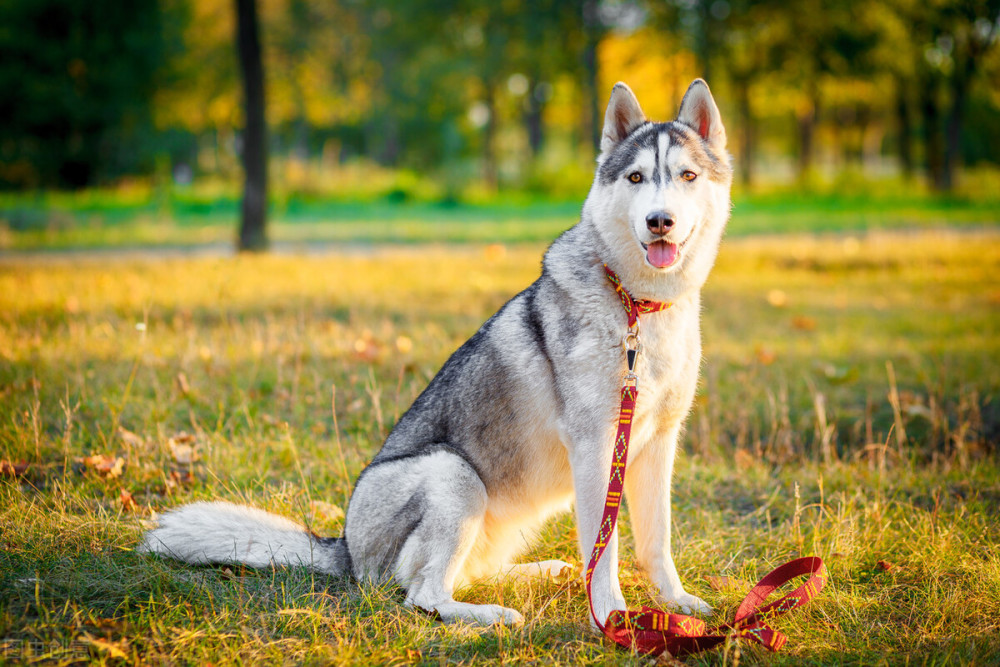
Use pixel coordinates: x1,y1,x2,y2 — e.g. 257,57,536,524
587,266,827,657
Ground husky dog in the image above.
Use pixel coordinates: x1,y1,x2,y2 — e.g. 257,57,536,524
141,79,732,628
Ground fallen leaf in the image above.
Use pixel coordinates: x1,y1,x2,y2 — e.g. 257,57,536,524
0,459,29,477
703,575,750,592
655,650,684,666
117,427,145,449
353,339,379,361
78,454,125,479
551,562,582,586
405,648,422,662
120,490,138,512
733,449,757,470
79,634,127,659
876,560,900,572
168,433,198,464
170,469,197,486
791,315,817,331
754,345,777,365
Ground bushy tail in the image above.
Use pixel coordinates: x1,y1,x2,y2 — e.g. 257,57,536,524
138,501,350,576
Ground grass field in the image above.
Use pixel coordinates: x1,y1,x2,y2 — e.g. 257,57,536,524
1,231,999,664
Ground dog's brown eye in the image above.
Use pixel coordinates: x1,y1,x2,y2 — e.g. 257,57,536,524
681,170,697,182
628,172,642,183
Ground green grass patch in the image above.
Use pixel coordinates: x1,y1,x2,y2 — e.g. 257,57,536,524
1,232,998,663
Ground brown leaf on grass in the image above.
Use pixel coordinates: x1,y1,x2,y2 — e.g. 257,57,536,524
754,345,777,365
733,449,757,470
791,315,817,331
405,648,423,663
117,427,145,449
876,560,901,572
551,562,583,587
0,459,29,477
704,575,750,592
168,433,198,464
119,490,138,512
77,454,125,478
170,469,197,486
655,650,685,666
79,633,128,659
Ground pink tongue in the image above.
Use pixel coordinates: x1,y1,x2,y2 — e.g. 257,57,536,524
647,241,678,268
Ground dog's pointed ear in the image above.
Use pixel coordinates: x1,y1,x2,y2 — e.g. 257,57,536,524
677,79,726,152
600,82,646,155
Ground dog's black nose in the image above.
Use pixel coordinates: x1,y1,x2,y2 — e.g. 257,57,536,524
645,211,674,236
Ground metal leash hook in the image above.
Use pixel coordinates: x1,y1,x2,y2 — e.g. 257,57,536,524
622,324,641,387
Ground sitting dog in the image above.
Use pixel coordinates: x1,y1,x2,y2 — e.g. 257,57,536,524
141,78,731,627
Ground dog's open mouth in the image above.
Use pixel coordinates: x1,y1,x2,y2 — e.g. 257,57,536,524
642,239,682,269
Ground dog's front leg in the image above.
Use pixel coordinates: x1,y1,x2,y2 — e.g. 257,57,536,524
624,425,711,615
570,441,628,628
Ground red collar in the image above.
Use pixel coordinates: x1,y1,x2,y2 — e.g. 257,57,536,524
603,265,671,327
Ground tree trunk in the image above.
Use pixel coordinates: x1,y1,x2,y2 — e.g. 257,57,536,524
523,78,544,157
696,0,712,81
943,63,973,193
736,78,753,187
482,83,498,190
797,83,819,180
921,78,945,191
896,84,913,179
235,0,268,252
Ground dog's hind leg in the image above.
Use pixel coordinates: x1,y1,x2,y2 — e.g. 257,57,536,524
346,449,524,626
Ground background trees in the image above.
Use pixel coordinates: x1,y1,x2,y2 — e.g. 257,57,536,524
1,0,998,195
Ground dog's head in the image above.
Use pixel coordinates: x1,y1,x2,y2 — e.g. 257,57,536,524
586,79,732,297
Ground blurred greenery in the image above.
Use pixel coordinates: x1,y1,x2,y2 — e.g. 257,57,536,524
1,0,998,203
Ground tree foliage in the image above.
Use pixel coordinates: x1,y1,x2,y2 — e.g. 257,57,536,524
1,0,999,192
0,0,177,188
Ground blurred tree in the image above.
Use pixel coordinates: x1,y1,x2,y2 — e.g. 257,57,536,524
883,0,1000,191
0,0,174,188
652,0,782,186
939,0,999,189
235,0,268,251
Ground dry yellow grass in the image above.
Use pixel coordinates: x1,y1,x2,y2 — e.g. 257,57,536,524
1,231,998,664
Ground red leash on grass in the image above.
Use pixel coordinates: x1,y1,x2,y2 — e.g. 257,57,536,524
588,266,828,657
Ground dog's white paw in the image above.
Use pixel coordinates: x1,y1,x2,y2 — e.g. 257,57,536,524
662,591,712,616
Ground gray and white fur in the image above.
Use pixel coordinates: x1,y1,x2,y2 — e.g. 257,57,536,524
140,79,733,628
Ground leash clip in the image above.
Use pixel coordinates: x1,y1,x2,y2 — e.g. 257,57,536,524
622,328,641,385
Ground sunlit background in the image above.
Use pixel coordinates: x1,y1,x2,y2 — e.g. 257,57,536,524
2,3,1000,662
1,0,998,238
